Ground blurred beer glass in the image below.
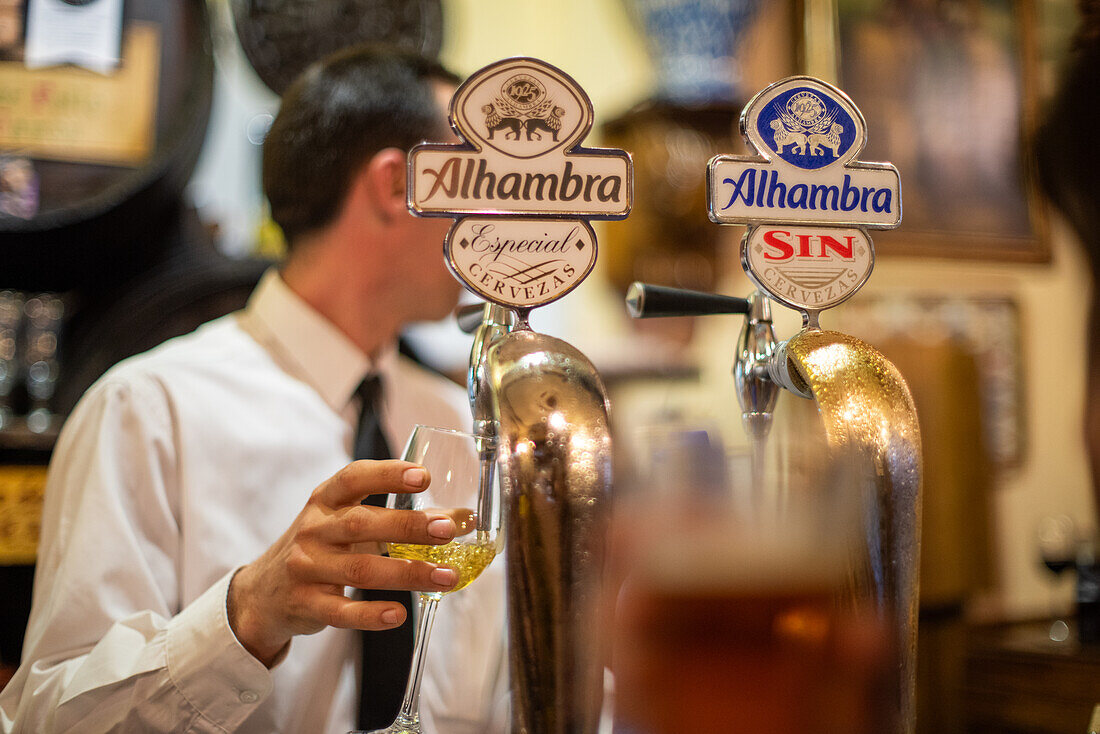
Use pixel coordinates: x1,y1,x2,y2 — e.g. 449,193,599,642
606,421,898,734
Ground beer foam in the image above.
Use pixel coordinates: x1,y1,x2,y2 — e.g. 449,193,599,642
635,516,851,592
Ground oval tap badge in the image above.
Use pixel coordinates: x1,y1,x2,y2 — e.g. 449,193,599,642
754,86,859,170
453,62,592,160
742,226,873,312
409,57,633,311
448,218,597,308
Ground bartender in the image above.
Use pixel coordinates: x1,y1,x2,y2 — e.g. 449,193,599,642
0,46,508,733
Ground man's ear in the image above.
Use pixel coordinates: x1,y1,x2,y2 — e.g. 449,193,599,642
359,147,409,224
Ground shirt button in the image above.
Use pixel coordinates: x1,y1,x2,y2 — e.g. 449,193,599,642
239,690,259,704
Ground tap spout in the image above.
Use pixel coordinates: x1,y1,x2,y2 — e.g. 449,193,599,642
461,303,516,531
466,303,516,439
733,291,781,440
485,328,612,734
621,282,921,730
782,328,923,734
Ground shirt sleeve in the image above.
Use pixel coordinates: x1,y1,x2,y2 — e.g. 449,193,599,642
0,373,272,733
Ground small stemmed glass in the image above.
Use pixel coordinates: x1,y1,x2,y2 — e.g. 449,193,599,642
1036,513,1078,641
360,425,502,734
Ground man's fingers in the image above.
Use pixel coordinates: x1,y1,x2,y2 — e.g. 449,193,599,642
316,460,430,507
311,553,459,594
318,594,410,631
321,506,456,545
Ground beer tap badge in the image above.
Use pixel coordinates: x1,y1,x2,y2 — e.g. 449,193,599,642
409,57,633,310
707,76,901,316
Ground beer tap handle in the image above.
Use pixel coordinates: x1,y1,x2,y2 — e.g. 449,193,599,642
625,282,751,318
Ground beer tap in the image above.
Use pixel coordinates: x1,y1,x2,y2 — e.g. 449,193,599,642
456,303,510,530
625,76,921,733
627,283,790,493
461,303,515,441
456,297,616,732
625,283,798,438
410,57,633,733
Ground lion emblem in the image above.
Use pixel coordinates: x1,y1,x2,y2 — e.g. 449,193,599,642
483,77,565,145
769,93,844,160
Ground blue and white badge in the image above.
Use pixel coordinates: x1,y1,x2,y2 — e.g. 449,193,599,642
707,76,902,320
707,76,901,229
754,86,858,170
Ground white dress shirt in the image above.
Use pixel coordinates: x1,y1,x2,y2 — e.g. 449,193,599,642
0,270,508,734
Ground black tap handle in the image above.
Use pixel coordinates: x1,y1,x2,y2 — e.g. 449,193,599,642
625,282,751,318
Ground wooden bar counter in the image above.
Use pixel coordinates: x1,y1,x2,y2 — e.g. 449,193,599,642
963,618,1100,734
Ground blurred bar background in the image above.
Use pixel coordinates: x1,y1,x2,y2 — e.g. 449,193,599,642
0,0,1097,731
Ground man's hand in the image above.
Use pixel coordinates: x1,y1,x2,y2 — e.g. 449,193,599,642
227,459,459,666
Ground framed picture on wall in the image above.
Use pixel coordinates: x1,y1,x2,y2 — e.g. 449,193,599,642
836,294,1026,469
834,0,1049,261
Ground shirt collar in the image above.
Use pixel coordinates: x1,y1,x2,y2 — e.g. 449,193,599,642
241,269,396,413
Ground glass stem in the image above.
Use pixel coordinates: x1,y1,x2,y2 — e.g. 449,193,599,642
395,593,439,727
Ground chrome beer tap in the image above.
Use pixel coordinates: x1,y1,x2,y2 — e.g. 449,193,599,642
410,57,633,734
462,303,515,444
734,291,781,441
457,299,615,732
628,75,922,733
460,302,515,521
625,283,791,439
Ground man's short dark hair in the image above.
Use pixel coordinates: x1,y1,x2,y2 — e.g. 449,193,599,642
262,45,459,246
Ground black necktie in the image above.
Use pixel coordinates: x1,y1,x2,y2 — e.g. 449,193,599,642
354,376,415,730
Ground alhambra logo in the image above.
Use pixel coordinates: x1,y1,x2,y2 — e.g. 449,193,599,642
707,75,900,316
758,88,856,171
408,57,633,310
482,74,566,145
452,62,591,161
708,76,900,229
